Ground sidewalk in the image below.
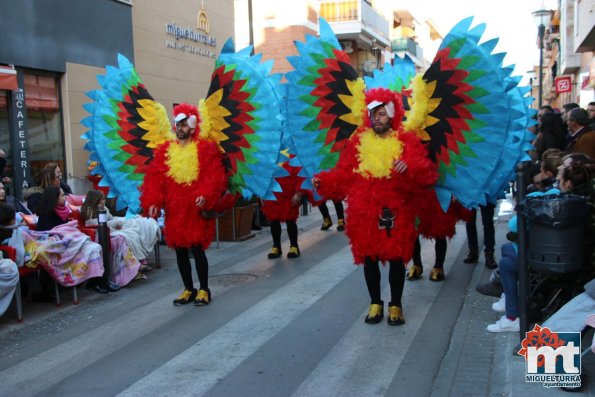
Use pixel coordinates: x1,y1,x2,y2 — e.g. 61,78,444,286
435,198,594,396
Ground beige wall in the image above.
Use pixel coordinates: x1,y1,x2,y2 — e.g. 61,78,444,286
62,62,104,179
64,0,235,180
132,0,235,112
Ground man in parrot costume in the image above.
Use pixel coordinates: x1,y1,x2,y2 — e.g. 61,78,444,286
140,103,227,306
313,88,438,325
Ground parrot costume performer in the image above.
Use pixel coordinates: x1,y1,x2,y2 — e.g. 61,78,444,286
283,18,535,325
81,40,285,306
261,141,310,259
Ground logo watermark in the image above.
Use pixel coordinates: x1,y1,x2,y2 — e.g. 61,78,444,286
518,324,581,388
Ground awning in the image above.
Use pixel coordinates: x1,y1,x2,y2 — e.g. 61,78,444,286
0,65,18,90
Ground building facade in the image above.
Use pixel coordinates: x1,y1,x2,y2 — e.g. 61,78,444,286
0,0,234,199
234,0,392,77
536,0,595,109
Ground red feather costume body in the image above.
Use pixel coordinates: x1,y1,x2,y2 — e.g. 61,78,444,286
416,190,473,240
140,139,227,249
262,160,306,222
315,129,437,264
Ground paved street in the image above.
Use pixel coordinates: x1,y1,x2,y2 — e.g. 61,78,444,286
1,204,593,397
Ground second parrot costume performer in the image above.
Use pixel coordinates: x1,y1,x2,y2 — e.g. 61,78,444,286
314,88,438,325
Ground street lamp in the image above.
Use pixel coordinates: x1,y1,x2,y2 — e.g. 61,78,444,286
532,9,554,108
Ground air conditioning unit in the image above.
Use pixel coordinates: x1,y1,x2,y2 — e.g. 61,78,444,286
340,41,353,54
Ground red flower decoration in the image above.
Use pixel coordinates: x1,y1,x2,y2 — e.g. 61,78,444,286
517,324,566,367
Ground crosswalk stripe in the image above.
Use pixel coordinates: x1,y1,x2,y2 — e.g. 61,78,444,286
118,245,357,397
292,227,466,396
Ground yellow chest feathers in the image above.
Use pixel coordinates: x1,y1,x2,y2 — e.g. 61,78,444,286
166,141,199,185
355,130,403,179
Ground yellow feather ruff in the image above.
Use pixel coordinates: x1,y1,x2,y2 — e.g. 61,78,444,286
402,75,435,141
166,141,199,185
355,129,403,179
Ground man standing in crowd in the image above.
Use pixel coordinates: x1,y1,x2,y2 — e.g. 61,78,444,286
587,101,595,131
565,107,595,159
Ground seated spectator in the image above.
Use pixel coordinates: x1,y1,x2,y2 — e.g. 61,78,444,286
35,186,69,232
25,186,104,297
81,190,159,286
25,169,58,213
486,216,520,332
0,181,30,215
0,184,26,266
0,203,19,316
81,190,160,261
43,163,72,195
558,155,595,278
542,278,595,333
530,149,563,192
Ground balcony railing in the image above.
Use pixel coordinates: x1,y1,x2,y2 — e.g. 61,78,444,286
319,0,389,40
391,38,423,60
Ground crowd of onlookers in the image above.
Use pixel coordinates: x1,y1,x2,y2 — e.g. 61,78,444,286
0,153,160,316
474,102,595,378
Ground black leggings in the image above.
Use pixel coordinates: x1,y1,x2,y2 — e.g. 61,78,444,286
175,246,209,291
363,257,406,306
318,200,345,220
270,220,298,248
413,237,447,268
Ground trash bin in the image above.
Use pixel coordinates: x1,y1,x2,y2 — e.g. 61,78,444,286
518,194,588,275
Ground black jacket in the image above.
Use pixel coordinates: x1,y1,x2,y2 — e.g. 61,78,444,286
36,212,67,232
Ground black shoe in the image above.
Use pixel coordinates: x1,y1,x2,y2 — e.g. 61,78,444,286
336,218,345,232
406,265,423,280
173,288,197,305
268,247,282,259
485,249,497,269
387,304,405,326
364,301,384,324
321,218,332,231
429,267,445,282
287,246,300,258
86,283,109,294
105,281,121,292
475,281,503,298
194,288,211,306
463,250,479,264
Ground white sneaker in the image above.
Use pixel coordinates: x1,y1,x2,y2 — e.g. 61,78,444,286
491,293,506,313
487,315,519,333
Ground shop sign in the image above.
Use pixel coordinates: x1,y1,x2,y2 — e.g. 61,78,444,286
164,4,217,58
555,76,572,93
9,81,31,200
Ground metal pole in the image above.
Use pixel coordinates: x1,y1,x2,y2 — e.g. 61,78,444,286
98,209,111,283
516,161,530,341
537,24,545,109
248,0,254,56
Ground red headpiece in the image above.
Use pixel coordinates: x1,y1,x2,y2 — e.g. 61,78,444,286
173,103,200,130
364,88,404,131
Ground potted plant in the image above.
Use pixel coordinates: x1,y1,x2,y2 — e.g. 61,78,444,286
217,197,257,241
